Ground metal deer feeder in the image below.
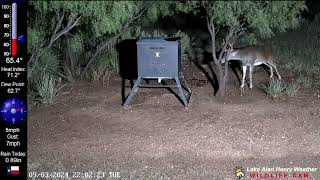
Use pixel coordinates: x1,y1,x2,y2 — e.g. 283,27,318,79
123,37,192,108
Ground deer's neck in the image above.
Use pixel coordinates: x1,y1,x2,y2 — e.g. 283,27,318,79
227,50,255,66
226,51,241,61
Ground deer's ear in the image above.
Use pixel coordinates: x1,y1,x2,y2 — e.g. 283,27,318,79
226,44,232,51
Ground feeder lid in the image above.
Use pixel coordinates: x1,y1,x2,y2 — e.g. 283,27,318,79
137,37,180,44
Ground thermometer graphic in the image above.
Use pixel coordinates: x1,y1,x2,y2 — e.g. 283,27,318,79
11,2,17,57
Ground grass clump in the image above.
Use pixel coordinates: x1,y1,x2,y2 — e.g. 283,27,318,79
263,80,301,99
285,83,300,96
297,75,313,87
263,79,286,98
28,49,65,104
34,74,66,104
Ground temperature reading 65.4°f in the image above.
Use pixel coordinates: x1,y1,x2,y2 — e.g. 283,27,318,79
5,57,22,63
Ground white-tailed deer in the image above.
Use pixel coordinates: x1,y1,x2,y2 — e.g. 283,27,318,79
222,44,281,95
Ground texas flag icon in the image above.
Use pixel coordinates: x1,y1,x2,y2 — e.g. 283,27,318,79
7,166,19,176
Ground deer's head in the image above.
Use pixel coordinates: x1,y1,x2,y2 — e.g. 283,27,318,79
221,43,234,64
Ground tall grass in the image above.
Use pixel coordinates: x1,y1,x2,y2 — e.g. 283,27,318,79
28,49,65,104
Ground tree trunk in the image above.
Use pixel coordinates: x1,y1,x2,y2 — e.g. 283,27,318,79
206,18,226,96
215,59,225,96
206,18,238,96
223,61,229,95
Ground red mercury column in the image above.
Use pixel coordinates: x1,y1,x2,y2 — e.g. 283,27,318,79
11,3,17,57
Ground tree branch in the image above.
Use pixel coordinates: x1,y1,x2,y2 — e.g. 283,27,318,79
80,2,154,78
51,10,64,38
218,27,235,61
215,25,220,35
206,18,218,62
49,16,81,48
126,1,153,28
28,11,81,66
201,1,209,8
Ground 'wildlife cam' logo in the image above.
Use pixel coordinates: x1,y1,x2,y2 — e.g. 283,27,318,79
235,166,245,179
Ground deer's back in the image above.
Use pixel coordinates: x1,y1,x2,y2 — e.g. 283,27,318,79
237,46,273,64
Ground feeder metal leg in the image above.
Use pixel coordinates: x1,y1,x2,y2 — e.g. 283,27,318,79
180,74,192,94
175,76,188,108
123,77,142,107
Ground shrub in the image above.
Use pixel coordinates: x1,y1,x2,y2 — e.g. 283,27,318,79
88,48,118,86
263,79,286,98
34,74,66,104
173,30,192,60
63,35,85,83
28,49,61,86
28,49,65,104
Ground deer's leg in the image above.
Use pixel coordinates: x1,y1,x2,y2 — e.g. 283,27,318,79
267,62,281,80
263,63,273,79
270,66,273,79
241,66,247,88
269,65,273,79
241,66,247,96
272,65,281,80
249,66,253,89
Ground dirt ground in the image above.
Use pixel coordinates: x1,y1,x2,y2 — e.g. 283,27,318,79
28,61,320,180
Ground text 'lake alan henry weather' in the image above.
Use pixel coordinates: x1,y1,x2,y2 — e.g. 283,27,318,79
247,166,318,173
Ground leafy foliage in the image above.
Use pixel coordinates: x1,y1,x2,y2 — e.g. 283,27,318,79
272,13,320,81
28,1,308,101
30,1,135,37
87,48,119,86
28,1,160,102
208,1,305,38
28,49,61,86
173,30,192,60
140,1,176,25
